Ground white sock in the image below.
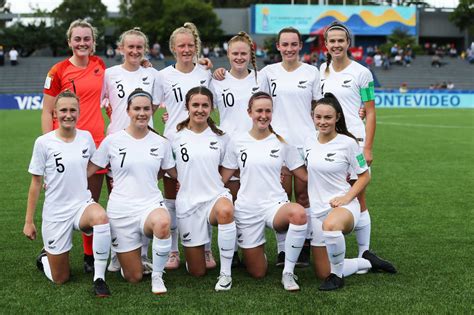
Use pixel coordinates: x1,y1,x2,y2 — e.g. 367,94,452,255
283,223,307,274
164,199,179,253
218,222,236,276
41,255,53,282
323,230,345,278
152,235,171,273
355,210,371,257
93,223,111,281
141,235,150,258
342,257,370,276
276,231,287,253
205,223,212,252
305,208,312,239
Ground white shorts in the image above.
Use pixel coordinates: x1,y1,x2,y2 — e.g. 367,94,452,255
110,201,167,253
42,199,95,255
236,200,288,249
310,198,361,247
178,192,232,247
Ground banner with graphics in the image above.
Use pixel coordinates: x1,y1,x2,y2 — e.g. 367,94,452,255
0,91,473,110
374,90,474,108
252,4,416,35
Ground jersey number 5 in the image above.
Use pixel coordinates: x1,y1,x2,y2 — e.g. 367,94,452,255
55,157,65,173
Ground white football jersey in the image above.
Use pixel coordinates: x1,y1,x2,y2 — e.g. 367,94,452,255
319,61,374,140
259,62,320,147
304,134,368,216
28,130,95,221
210,70,262,137
101,65,163,135
160,64,211,138
171,127,229,218
91,130,175,218
222,133,304,219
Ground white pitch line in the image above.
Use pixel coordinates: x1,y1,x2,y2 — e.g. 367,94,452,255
378,121,474,129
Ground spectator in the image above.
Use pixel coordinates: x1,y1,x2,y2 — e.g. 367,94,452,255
9,47,18,66
202,45,210,58
399,82,408,93
0,45,4,66
373,52,382,67
382,53,390,70
447,81,455,89
366,45,374,57
390,43,398,58
393,52,403,66
105,45,115,59
365,55,374,69
431,54,442,67
404,51,412,67
449,45,457,58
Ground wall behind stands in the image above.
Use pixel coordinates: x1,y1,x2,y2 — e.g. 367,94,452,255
1,91,473,110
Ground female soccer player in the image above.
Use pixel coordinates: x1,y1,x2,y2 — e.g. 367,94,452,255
172,86,236,291
101,27,162,274
305,94,395,291
160,22,215,270
24,90,111,297
319,22,376,262
221,92,308,292
259,27,320,266
41,19,106,272
210,31,261,266
88,89,175,295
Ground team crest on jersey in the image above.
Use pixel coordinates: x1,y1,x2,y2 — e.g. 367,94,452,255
251,86,259,93
298,80,308,89
209,141,218,150
325,152,336,162
270,148,280,158
142,77,150,85
150,147,159,156
82,148,89,158
200,80,206,85
111,237,118,247
94,68,101,76
342,79,352,88
182,232,191,242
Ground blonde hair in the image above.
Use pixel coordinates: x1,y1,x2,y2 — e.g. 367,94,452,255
66,19,98,54
169,22,201,63
117,27,150,56
228,31,258,84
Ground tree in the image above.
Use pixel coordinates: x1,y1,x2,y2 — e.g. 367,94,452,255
50,0,108,55
449,0,474,35
115,0,223,53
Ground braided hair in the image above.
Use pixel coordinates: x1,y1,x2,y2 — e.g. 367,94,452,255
169,22,202,63
228,31,258,84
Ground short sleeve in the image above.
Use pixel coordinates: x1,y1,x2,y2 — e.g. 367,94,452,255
348,139,368,175
359,68,375,102
222,139,238,170
28,138,46,176
152,69,164,105
161,139,176,170
43,64,62,97
258,69,270,93
219,133,230,165
284,143,304,171
312,67,321,101
91,136,111,168
86,132,96,156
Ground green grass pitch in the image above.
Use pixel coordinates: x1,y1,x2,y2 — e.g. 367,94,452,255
0,108,472,313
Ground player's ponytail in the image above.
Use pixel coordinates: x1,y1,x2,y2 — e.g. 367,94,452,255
315,93,357,142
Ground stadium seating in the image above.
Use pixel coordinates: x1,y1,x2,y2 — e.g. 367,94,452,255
0,55,472,94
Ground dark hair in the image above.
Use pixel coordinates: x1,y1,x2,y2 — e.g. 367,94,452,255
314,92,357,142
55,89,80,108
277,27,302,43
324,21,352,75
247,91,285,143
176,86,224,136
126,88,160,135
